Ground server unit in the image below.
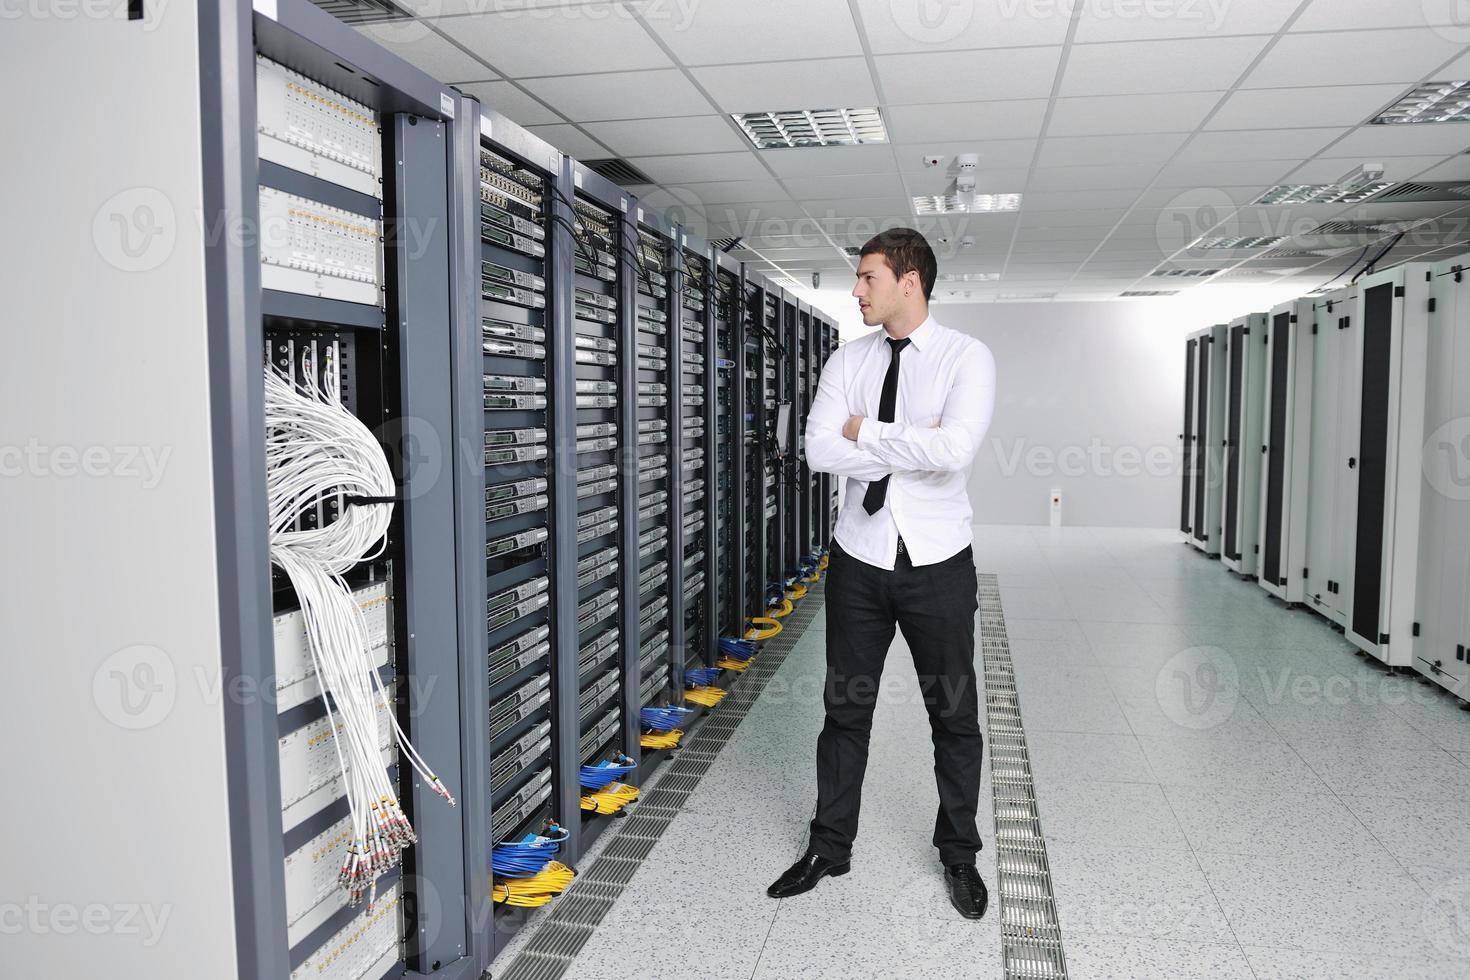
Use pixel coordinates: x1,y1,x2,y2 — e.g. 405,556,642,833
1338,266,1431,666
1257,298,1316,604
1303,286,1359,625
1413,255,1470,697
1181,324,1228,555
1220,313,1268,576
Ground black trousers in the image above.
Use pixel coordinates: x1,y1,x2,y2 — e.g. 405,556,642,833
808,540,983,867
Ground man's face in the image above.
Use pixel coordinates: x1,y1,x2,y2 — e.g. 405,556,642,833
852,252,913,327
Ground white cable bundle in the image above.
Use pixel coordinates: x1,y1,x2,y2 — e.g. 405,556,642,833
264,356,455,910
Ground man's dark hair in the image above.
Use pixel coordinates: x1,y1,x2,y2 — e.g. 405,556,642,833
859,228,938,301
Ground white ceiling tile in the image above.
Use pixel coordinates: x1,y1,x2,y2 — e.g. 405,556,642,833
782,172,905,201
428,0,619,13
854,0,1073,54
876,47,1065,104
1047,92,1220,137
520,70,711,121
1153,159,1297,188
1173,127,1345,163
1410,156,1470,182
1025,190,1144,210
1319,125,1470,159
707,200,812,222
804,197,916,217
1205,84,1409,131
1243,29,1466,89
523,122,611,159
1061,36,1268,97
692,59,878,113
458,80,563,126
1023,209,1129,227
884,100,1049,143
357,23,496,81
1074,0,1298,42
645,0,863,65
1133,186,1265,208
1292,0,1470,32
625,152,769,183
1038,133,1190,168
695,179,792,205
1025,165,1156,192
760,144,900,179
583,115,749,155
433,5,673,76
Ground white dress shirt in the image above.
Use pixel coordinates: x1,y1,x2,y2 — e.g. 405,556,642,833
804,315,996,571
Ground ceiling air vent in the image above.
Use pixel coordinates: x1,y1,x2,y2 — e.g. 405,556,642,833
1121,290,1178,297
843,246,862,256
711,238,743,252
309,0,413,24
583,158,655,187
1150,268,1220,277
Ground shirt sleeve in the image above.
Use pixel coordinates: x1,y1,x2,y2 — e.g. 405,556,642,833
803,344,894,482
855,340,995,473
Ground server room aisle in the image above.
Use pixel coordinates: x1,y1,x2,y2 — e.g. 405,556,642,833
495,526,1470,979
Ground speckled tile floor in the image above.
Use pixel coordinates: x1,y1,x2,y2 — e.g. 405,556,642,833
491,526,1470,979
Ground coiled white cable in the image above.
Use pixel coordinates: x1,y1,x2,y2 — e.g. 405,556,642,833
265,359,455,909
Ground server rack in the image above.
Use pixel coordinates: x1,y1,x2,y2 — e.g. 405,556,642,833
780,292,803,587
1413,255,1470,697
819,315,840,542
454,105,580,953
1257,298,1316,604
1182,324,1228,555
714,255,746,643
1303,286,1360,626
761,286,785,612
633,210,681,715
1220,313,1268,576
11,3,475,977
794,303,814,571
678,234,718,668
1339,265,1431,666
556,168,647,860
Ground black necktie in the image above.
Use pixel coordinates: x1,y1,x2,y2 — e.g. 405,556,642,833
862,336,911,515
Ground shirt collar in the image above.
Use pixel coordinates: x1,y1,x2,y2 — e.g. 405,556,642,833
895,314,936,352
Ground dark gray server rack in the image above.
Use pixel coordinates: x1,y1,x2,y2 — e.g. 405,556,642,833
1180,338,1197,536
633,211,682,715
780,291,802,587
715,255,746,641
245,4,476,978
678,235,718,668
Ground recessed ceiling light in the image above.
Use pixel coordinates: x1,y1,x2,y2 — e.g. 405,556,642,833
1150,268,1220,277
1373,82,1470,124
996,291,1055,302
939,272,1000,282
1190,235,1285,250
1252,181,1396,205
732,108,887,149
913,193,1022,214
1120,290,1179,297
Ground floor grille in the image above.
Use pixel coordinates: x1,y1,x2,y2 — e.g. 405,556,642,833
978,573,1069,980
494,583,826,979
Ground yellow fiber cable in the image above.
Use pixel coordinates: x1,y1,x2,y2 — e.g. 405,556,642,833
744,617,782,641
769,598,794,619
684,685,726,708
640,728,684,749
819,555,829,570
716,656,752,672
786,583,807,600
492,861,575,906
580,782,639,814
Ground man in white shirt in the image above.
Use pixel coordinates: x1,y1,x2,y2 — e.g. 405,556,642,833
766,228,996,920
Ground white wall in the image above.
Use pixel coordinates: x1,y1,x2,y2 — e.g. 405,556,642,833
799,284,1306,528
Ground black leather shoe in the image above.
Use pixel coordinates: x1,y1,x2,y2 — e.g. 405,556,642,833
945,863,989,919
766,850,851,898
